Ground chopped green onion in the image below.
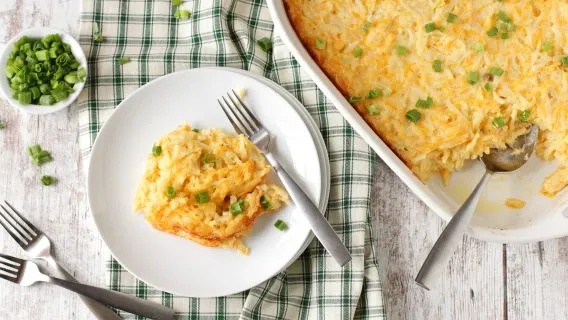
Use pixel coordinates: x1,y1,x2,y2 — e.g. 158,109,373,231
500,32,510,40
518,110,531,122
41,175,54,186
348,96,361,103
152,145,162,156
231,199,245,216
425,22,437,33
362,22,372,33
415,97,433,109
195,191,210,204
467,71,480,84
166,186,176,198
484,83,493,91
396,45,409,56
28,144,52,166
119,57,131,65
487,28,498,37
274,219,288,231
490,67,504,76
172,0,183,6
475,43,485,52
447,13,458,23
39,95,55,106
202,153,215,164
353,47,363,57
315,38,327,50
93,33,104,43
542,41,553,52
432,59,442,72
366,89,382,99
492,116,505,129
562,56,568,66
257,37,272,52
368,105,379,116
192,128,200,133
0,120,5,129
260,195,272,209
174,9,191,20
64,72,78,84
406,109,421,123
496,11,511,22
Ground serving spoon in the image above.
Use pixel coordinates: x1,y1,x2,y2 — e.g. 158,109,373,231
415,124,539,290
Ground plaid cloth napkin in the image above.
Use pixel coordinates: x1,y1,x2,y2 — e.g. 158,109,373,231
77,0,385,319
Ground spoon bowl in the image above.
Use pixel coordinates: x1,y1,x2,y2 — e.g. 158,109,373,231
482,125,539,172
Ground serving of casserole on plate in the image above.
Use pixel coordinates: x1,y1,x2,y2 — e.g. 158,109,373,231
268,0,568,241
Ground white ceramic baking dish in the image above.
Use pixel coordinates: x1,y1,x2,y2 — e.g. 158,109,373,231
267,0,568,242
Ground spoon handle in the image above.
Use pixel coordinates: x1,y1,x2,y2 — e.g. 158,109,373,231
415,170,492,290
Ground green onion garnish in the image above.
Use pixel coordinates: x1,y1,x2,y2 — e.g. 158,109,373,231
562,56,568,66
152,145,162,156
518,110,531,122
119,57,131,65
501,32,510,40
172,0,183,6
447,13,458,23
484,83,493,91
274,219,288,231
202,153,215,164
490,67,504,76
28,144,52,166
348,96,361,103
496,11,511,22
260,195,272,209
406,109,421,123
396,45,409,56
366,89,383,99
0,120,5,129
315,38,327,50
174,9,191,20
257,37,272,53
192,128,200,133
487,28,498,37
542,41,553,52
467,71,480,84
93,33,104,43
368,105,379,116
425,22,437,33
362,22,372,33
231,199,245,216
475,43,485,52
166,186,176,198
492,116,505,129
41,175,54,186
416,97,433,109
353,47,363,57
432,59,442,72
195,191,210,204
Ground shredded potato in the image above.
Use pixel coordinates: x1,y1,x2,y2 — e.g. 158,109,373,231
134,124,289,254
285,0,568,196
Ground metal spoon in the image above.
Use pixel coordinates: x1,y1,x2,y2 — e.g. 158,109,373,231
415,124,539,290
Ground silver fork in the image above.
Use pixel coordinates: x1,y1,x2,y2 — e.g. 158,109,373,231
0,201,120,319
0,253,175,320
218,90,351,266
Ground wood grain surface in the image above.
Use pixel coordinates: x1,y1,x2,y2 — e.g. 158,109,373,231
0,1,566,319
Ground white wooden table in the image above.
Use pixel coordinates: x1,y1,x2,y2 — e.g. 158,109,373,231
0,1,566,319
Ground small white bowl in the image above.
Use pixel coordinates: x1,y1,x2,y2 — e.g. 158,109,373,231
0,27,88,115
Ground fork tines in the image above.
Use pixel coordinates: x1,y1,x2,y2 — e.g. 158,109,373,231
217,90,262,136
0,253,23,282
0,201,39,248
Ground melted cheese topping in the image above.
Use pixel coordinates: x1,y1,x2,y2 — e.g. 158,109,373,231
285,0,568,196
134,124,289,254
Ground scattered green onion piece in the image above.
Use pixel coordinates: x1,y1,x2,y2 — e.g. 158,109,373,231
353,47,363,58
396,45,409,56
274,219,288,231
257,37,272,52
0,120,5,129
93,33,104,43
518,110,531,122
492,116,505,129
501,32,510,40
487,28,498,37
348,96,361,103
172,0,183,6
41,175,54,186
496,11,511,22
366,89,382,99
542,41,553,52
202,153,215,164
119,57,131,65
260,195,272,209
192,128,200,133
484,83,493,91
231,199,245,216
416,97,433,109
64,72,78,84
27,144,52,166
362,22,372,33
562,56,568,66
447,13,458,23
174,9,191,20
432,59,442,72
368,105,379,116
406,109,421,123
490,67,504,76
35,50,48,61
315,38,326,50
475,43,485,52
467,71,480,85
166,186,176,198
425,22,437,33
152,145,162,156
195,191,210,204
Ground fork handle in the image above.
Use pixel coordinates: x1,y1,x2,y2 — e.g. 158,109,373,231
43,257,121,320
266,153,352,266
46,276,175,320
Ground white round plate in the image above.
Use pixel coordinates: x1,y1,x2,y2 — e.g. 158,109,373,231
88,68,330,297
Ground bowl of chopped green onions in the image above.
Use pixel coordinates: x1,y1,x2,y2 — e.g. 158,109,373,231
0,27,87,114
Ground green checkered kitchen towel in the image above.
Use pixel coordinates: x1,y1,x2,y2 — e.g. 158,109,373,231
77,0,385,319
